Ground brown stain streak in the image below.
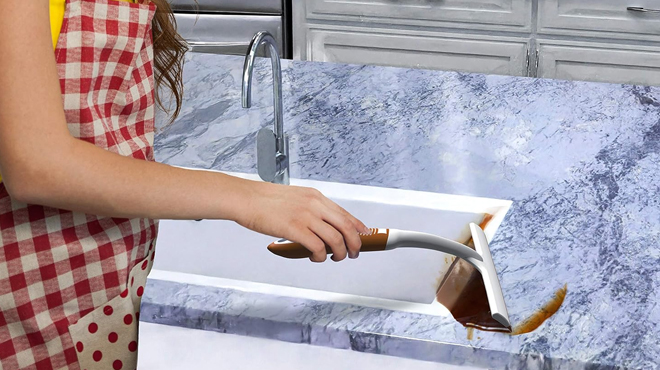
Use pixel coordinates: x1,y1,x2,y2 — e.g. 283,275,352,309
435,213,516,333
464,323,512,333
511,284,568,336
472,214,494,246
434,213,568,336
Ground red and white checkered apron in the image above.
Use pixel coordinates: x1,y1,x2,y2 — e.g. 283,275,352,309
0,0,159,368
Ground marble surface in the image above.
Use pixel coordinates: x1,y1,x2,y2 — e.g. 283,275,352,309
138,321,481,370
146,53,660,369
142,278,581,369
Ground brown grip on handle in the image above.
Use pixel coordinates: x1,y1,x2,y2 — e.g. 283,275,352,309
267,228,389,259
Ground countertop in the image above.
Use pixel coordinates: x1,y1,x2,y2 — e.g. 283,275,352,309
143,53,660,369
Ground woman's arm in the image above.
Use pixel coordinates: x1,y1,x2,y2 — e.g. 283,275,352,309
0,0,368,262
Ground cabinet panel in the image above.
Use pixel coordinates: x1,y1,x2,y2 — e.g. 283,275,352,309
169,0,281,14
303,0,531,32
539,0,660,40
301,27,528,76
174,13,283,56
537,41,660,86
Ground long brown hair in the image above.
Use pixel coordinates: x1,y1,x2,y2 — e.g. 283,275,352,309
149,0,189,125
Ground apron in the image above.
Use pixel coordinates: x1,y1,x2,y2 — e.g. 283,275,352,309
0,0,158,368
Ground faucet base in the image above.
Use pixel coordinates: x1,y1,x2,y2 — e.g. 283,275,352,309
256,128,289,185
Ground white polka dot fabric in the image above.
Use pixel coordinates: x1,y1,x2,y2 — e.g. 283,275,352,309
69,247,154,370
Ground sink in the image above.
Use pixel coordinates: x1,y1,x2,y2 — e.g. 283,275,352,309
152,169,512,316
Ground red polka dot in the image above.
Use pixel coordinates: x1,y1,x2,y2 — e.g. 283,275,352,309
130,277,134,286
108,332,118,343
103,305,113,316
76,342,83,352
93,350,102,362
128,341,138,352
88,323,98,334
124,314,133,325
141,260,148,270
113,360,123,370
120,289,128,298
136,286,144,297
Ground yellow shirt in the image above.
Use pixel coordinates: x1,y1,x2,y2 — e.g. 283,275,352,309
0,0,134,185
50,0,134,49
50,0,66,49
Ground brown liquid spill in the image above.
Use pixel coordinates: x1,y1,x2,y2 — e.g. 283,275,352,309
510,284,568,336
435,214,567,335
435,214,513,333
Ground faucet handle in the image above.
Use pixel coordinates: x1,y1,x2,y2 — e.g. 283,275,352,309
256,127,278,182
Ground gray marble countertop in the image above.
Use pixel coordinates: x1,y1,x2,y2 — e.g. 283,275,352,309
145,53,660,369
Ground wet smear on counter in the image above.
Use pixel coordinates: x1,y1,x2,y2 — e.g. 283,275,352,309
435,214,513,333
511,284,568,336
434,213,568,336
463,284,568,339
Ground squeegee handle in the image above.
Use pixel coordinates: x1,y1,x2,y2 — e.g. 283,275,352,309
387,229,483,262
267,228,389,259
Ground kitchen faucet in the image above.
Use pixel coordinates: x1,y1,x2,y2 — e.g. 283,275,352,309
241,31,290,185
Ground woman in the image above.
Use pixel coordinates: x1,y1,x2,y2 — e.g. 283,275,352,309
0,0,368,368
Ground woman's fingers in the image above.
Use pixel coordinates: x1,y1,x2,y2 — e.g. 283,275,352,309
297,229,328,263
239,183,367,263
310,220,349,262
304,187,364,260
320,208,362,260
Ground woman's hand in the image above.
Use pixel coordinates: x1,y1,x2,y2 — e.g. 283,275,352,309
234,180,370,263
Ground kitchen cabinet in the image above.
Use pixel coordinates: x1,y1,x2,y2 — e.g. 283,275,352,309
293,0,660,86
538,0,660,41
175,13,283,55
301,0,531,32
300,26,529,76
537,40,660,86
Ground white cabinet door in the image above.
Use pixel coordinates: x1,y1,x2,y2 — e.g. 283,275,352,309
297,25,529,76
537,40,660,86
301,0,532,32
174,13,283,55
539,0,660,41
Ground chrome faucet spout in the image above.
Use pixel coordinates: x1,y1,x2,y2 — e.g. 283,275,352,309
241,31,289,185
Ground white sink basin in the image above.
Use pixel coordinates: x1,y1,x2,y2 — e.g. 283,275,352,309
152,170,511,316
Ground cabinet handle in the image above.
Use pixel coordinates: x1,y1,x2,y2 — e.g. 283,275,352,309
525,48,530,77
627,6,660,13
535,49,539,74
